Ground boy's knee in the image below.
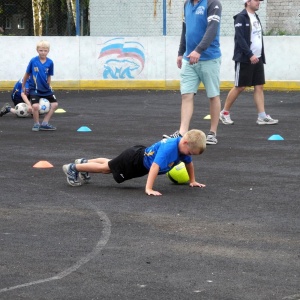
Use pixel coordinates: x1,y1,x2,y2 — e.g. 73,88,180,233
51,102,58,109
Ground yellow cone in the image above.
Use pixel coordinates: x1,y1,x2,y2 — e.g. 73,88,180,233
55,108,66,113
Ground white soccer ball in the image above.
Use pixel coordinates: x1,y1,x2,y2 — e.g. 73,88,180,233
15,103,30,117
39,98,51,115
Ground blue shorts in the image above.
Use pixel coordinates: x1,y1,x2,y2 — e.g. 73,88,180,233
180,57,221,98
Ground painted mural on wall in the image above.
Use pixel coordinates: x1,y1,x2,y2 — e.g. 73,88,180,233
98,38,145,79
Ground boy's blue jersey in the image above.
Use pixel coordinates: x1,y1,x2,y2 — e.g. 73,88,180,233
11,78,30,100
26,56,54,96
143,137,192,174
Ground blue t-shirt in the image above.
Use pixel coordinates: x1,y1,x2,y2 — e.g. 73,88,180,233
143,137,192,174
26,56,54,96
184,0,221,61
11,78,30,101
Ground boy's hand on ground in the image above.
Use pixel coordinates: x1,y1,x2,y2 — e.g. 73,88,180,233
189,181,206,188
145,188,162,196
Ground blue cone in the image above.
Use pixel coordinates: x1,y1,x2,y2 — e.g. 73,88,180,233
77,126,92,132
268,134,284,141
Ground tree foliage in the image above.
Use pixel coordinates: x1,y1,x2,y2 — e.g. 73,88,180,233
0,0,90,36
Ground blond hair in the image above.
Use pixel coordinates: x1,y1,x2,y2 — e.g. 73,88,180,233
36,40,50,50
183,129,207,155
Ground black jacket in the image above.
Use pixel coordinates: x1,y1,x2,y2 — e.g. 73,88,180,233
233,9,266,64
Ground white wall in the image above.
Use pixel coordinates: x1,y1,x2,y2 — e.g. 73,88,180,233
0,36,299,90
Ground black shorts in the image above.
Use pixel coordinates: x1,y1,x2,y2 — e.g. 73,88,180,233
108,145,148,183
234,58,265,87
30,94,57,105
11,93,30,106
11,97,29,106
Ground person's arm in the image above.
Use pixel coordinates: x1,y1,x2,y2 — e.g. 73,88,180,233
185,162,206,188
194,0,222,54
178,21,186,58
21,92,32,109
177,3,187,69
234,14,254,60
22,73,30,91
47,60,54,90
145,162,162,196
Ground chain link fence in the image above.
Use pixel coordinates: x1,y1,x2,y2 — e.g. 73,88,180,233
0,0,298,37
89,0,242,37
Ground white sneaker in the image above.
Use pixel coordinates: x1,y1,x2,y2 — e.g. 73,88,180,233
162,130,182,139
220,111,234,125
256,115,279,125
206,132,218,145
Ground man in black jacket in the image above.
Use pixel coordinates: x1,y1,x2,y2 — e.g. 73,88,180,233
220,0,278,125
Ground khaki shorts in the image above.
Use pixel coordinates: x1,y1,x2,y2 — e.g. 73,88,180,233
180,57,221,98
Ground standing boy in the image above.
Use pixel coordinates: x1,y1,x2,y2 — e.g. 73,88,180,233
219,0,278,125
63,129,207,196
22,40,59,131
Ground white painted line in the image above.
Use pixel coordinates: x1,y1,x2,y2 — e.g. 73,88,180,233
0,203,111,293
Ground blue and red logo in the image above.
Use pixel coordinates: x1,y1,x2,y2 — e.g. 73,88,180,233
98,38,145,79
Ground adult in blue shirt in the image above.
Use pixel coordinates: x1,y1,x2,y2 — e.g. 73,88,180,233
164,0,222,145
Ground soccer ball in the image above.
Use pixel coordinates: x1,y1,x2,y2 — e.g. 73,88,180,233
167,162,190,184
39,98,51,114
15,103,30,117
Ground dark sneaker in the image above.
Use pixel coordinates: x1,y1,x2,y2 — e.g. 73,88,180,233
163,130,182,139
62,163,82,187
40,123,57,131
75,158,91,183
256,115,278,125
0,103,11,117
32,124,40,131
206,131,218,145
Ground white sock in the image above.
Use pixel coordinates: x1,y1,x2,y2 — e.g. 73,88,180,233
258,112,267,119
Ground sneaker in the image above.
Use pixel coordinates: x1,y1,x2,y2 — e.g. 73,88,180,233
62,163,82,187
75,158,91,183
40,123,57,131
163,130,182,139
206,131,218,145
0,103,11,117
256,115,279,125
32,124,40,131
220,111,234,125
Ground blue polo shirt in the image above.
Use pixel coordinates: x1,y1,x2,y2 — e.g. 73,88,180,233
143,137,192,174
26,56,54,96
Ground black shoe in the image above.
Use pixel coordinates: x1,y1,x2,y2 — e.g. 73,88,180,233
0,103,11,117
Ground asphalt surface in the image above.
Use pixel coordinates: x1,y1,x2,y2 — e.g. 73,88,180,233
0,89,299,300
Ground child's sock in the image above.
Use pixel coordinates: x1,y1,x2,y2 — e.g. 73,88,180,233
70,163,77,171
42,121,48,126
